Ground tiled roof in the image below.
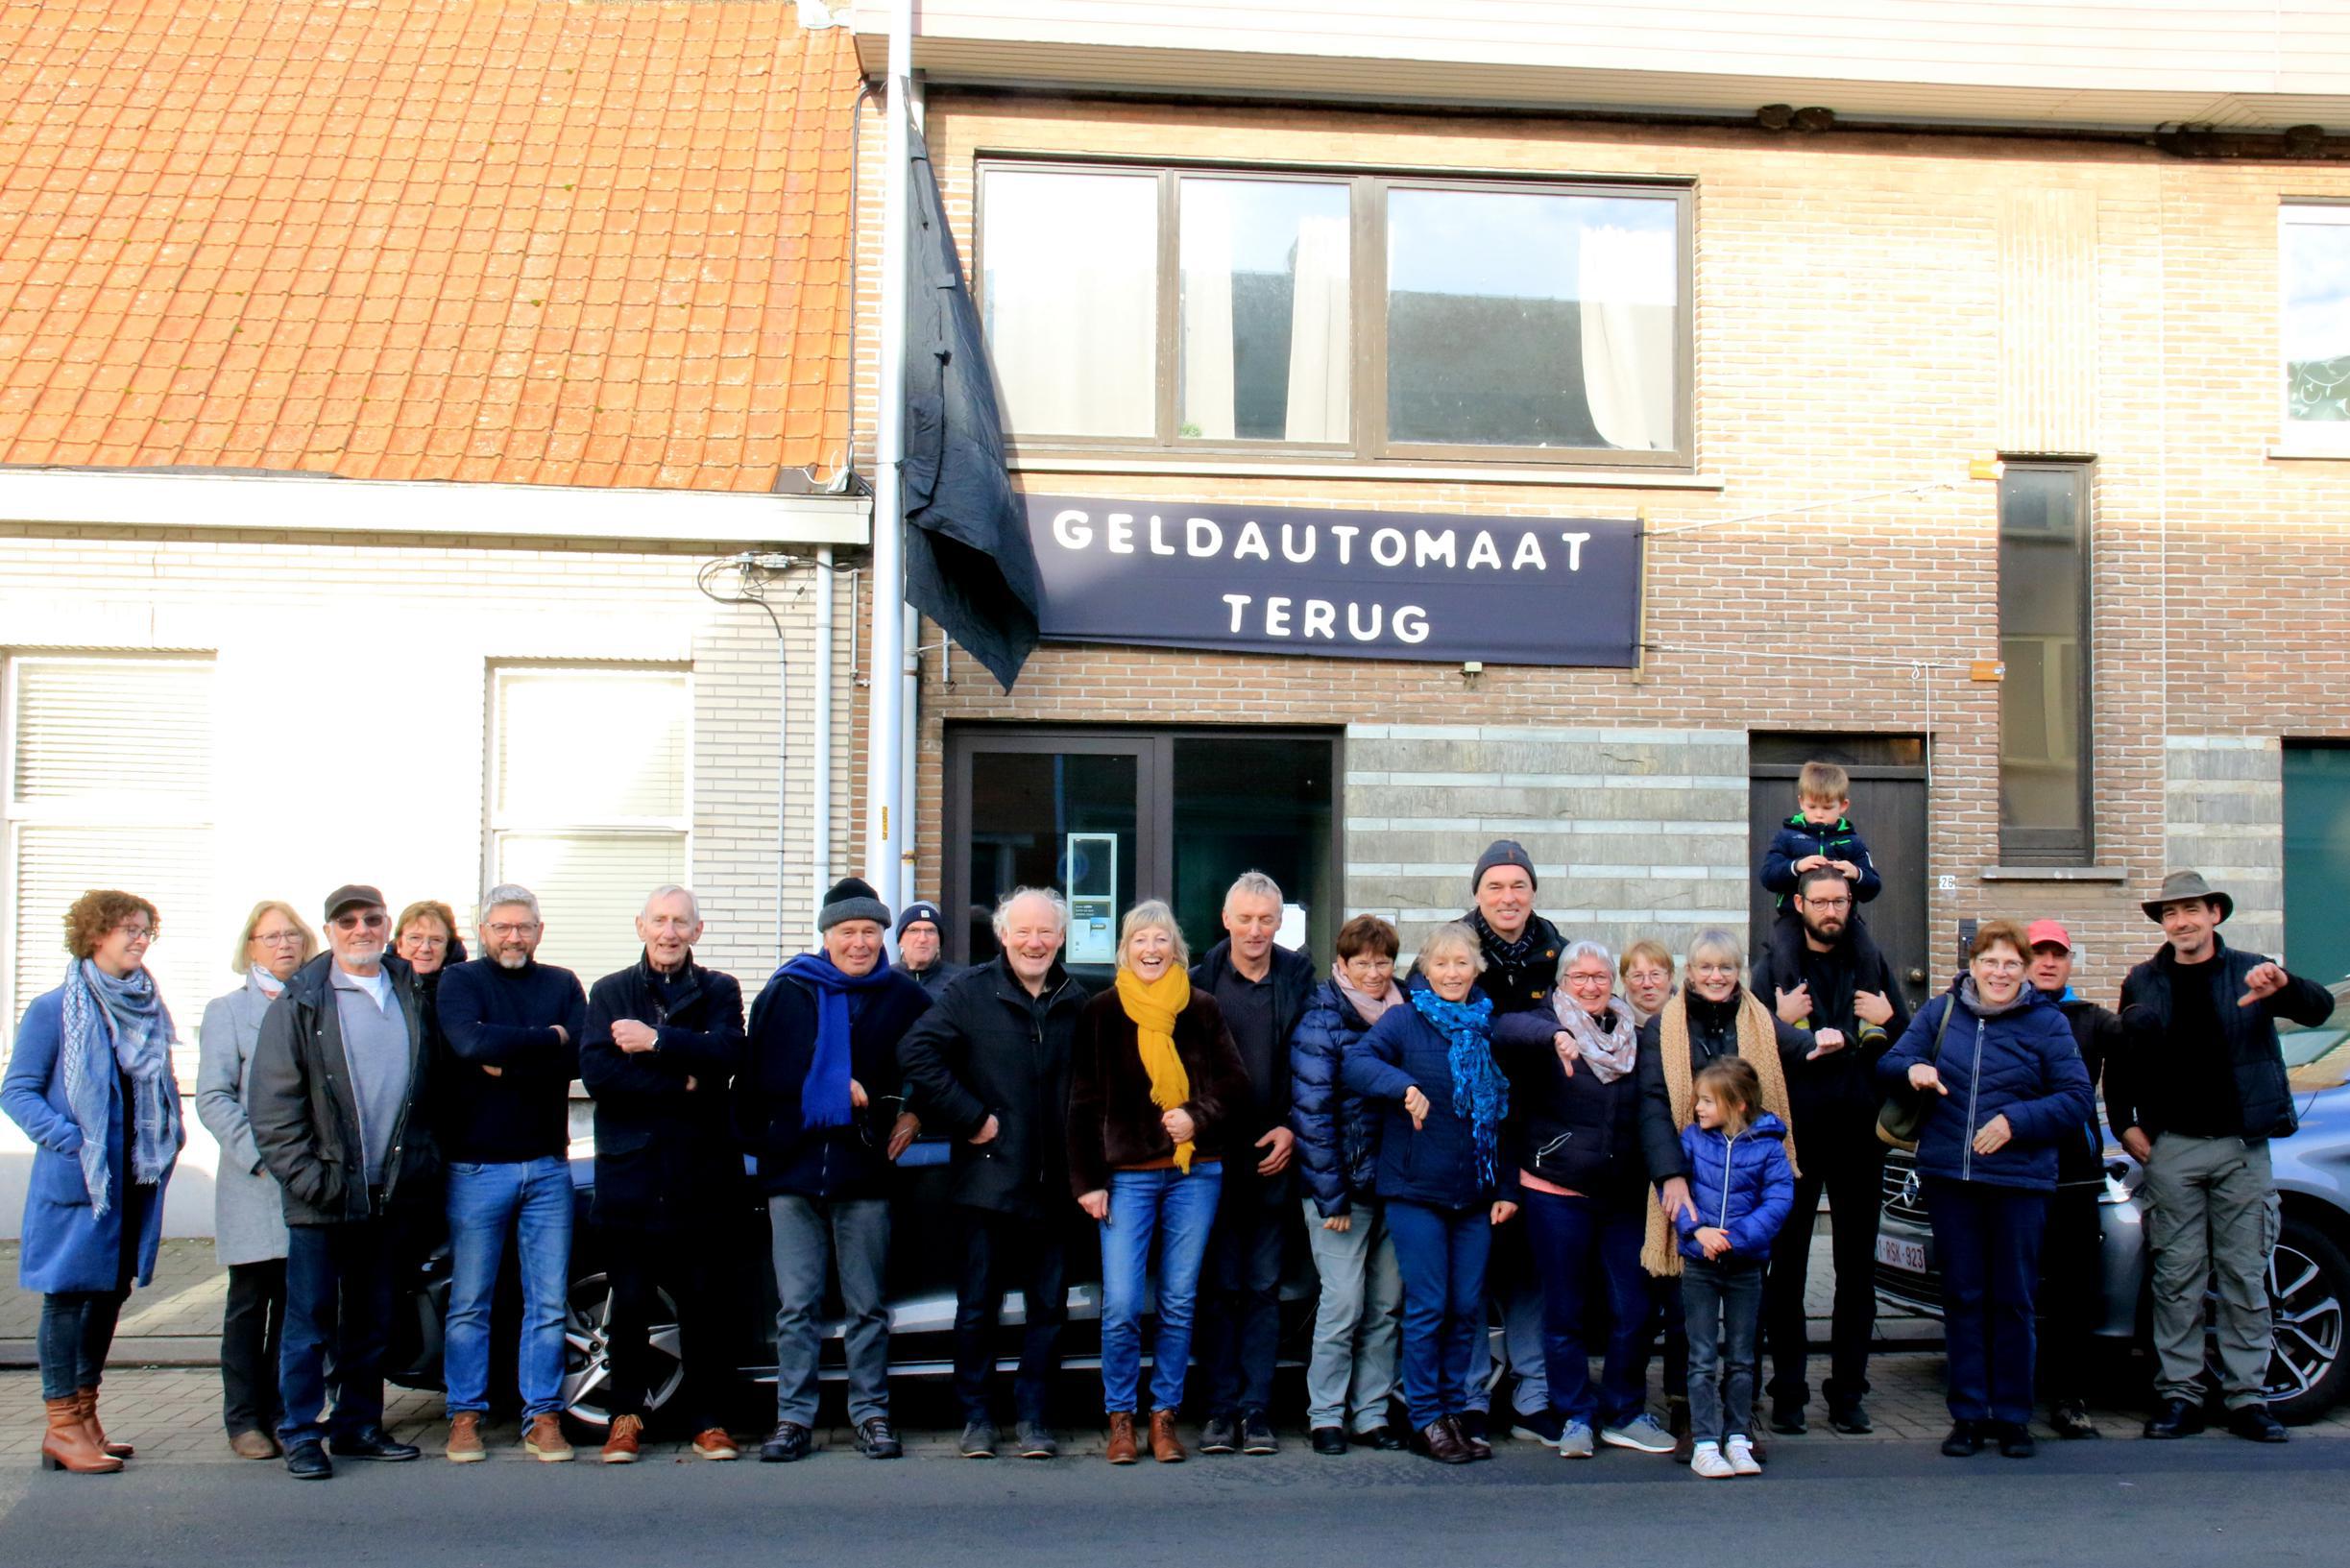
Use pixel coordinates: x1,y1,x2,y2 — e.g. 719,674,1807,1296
0,0,859,491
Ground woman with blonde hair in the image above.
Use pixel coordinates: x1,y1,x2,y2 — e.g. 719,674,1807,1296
1067,900,1250,1465
195,899,318,1459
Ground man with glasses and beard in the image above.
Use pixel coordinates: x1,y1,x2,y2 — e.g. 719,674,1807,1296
1747,866,1909,1439
250,884,437,1479
433,884,588,1463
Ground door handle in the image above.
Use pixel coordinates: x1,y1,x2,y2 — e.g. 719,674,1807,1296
1907,968,1926,986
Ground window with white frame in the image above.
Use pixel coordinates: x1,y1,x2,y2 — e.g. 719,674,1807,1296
487,664,689,985
2282,204,2350,447
5,654,215,1042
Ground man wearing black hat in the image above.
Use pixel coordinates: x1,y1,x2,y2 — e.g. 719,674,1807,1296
892,901,966,998
250,883,436,1479
2111,870,2335,1443
739,876,933,1461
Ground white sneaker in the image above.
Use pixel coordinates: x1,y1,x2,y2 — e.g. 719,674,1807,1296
1725,1435,1761,1476
1689,1442,1734,1479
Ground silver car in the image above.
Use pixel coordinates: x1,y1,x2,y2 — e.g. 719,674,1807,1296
1874,981,2350,1422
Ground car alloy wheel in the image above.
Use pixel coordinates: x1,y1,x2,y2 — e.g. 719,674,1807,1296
2255,1218,2350,1422
560,1272,685,1431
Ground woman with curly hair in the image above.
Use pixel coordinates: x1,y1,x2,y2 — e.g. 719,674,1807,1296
2,889,185,1474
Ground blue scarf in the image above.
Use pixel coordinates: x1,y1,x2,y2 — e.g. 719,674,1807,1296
774,952,900,1131
59,959,181,1218
1409,985,1508,1186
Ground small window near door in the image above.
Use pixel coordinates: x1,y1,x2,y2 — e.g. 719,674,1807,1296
1997,461,2094,863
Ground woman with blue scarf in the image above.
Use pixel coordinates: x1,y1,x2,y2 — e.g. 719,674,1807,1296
1345,922,1516,1465
3,890,183,1475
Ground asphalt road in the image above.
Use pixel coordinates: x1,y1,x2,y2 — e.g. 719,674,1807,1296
0,1435,2339,1568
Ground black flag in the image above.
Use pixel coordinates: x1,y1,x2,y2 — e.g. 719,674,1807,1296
899,126,1039,691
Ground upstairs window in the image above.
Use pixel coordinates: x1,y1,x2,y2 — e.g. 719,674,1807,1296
1997,462,2095,863
979,162,1691,468
2283,204,2350,448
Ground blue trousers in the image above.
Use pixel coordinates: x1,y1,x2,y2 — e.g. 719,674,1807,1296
1386,1198,1491,1430
1098,1164,1223,1414
444,1156,573,1417
279,1218,393,1446
1523,1189,1651,1428
1924,1177,2048,1425
1681,1253,1767,1445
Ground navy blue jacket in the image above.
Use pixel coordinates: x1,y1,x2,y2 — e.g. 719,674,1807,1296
435,957,586,1165
1758,813,1882,904
737,961,933,1200
1492,1005,1651,1209
1345,987,1517,1211
1289,979,1382,1218
1877,980,2094,1193
2108,936,2336,1143
1676,1113,1796,1261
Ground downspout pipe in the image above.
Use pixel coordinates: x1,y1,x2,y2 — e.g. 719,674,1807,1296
813,545,836,929
862,0,911,902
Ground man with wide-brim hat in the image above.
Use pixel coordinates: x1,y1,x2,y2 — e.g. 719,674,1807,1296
2109,869,2335,1443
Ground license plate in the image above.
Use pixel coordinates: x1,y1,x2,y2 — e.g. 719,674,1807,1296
1876,1235,1928,1272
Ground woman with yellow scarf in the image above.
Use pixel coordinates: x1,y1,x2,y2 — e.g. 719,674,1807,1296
1068,901,1251,1466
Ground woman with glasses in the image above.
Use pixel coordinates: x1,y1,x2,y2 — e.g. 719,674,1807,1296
2,890,185,1474
1878,919,2092,1459
393,900,466,984
195,901,319,1459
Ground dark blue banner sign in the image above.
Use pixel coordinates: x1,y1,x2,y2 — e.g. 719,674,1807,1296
1024,495,1641,666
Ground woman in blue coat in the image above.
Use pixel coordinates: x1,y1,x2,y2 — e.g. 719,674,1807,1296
1344,921,1516,1465
2,889,183,1474
1878,918,2092,1460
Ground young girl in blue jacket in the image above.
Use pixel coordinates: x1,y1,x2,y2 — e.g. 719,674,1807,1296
1675,1054,1794,1479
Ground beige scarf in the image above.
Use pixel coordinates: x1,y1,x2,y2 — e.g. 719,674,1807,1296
1641,988,1802,1277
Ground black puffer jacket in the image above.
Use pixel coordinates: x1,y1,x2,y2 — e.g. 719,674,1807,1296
1492,1004,1650,1209
898,955,1089,1218
2109,937,2336,1143
1288,979,1383,1218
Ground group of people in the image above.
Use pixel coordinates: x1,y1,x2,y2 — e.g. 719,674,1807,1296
3,756,2332,1479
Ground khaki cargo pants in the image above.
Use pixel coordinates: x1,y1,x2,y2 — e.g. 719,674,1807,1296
2142,1132,2279,1409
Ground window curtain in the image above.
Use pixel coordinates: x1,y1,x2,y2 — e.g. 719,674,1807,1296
1284,214,1350,444
1578,224,1677,451
1179,188,1238,440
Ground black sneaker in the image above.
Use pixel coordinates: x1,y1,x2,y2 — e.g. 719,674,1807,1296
1240,1410,1278,1455
1940,1420,1982,1458
1997,1422,2037,1459
2048,1402,2101,1440
1311,1425,1348,1456
1828,1400,1872,1435
1769,1401,1807,1435
1015,1420,1059,1459
328,1426,420,1461
959,1418,997,1459
855,1416,902,1459
2227,1405,2289,1444
1199,1414,1239,1454
1509,1407,1564,1445
284,1439,332,1481
760,1421,812,1462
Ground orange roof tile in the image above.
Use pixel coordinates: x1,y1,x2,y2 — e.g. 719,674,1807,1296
0,0,860,490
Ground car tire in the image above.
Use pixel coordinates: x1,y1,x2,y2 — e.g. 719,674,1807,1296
2255,1213,2350,1425
560,1271,685,1432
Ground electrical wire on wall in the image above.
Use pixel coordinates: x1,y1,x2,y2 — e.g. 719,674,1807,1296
698,551,805,961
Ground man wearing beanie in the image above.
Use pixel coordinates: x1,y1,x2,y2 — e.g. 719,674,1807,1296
892,901,966,998
739,877,933,1461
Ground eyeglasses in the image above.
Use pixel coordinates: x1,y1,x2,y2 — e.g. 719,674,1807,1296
331,911,389,931
112,923,156,944
484,921,541,938
1800,895,1853,911
252,929,306,947
400,933,449,950
1976,957,2026,975
1563,972,1614,988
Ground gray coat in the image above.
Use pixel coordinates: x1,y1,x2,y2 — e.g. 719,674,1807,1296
196,974,291,1266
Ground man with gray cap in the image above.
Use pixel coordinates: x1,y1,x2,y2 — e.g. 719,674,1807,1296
892,900,966,997
2111,870,2335,1443
250,883,436,1479
739,876,933,1461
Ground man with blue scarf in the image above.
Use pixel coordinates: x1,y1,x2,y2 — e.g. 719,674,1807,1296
739,876,933,1462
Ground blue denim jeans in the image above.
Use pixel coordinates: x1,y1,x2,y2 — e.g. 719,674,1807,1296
769,1194,891,1426
1098,1163,1223,1414
1465,1218,1548,1419
444,1156,573,1417
1680,1253,1767,1446
279,1218,394,1446
1386,1199,1491,1431
37,1291,125,1402
1523,1188,1650,1428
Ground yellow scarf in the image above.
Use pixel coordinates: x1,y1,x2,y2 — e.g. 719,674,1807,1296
1115,966,1196,1172
1641,988,1801,1277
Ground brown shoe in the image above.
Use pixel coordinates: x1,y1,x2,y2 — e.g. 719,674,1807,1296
1416,1417,1473,1464
40,1395,122,1474
76,1387,131,1459
600,1413,642,1464
229,1429,280,1460
1149,1409,1186,1463
1105,1411,1139,1465
524,1412,575,1462
445,1411,486,1463
690,1427,739,1460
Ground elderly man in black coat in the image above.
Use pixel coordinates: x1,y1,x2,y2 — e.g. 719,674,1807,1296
900,886,1090,1460
580,885,744,1464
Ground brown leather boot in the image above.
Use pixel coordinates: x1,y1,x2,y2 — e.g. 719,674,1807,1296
1104,1411,1138,1465
41,1395,123,1474
1148,1409,1186,1463
77,1387,131,1459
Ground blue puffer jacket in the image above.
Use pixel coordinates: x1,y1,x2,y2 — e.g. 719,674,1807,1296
1289,979,1382,1218
1675,1113,1795,1261
1757,814,1882,904
1344,984,1517,1212
1876,979,2093,1193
